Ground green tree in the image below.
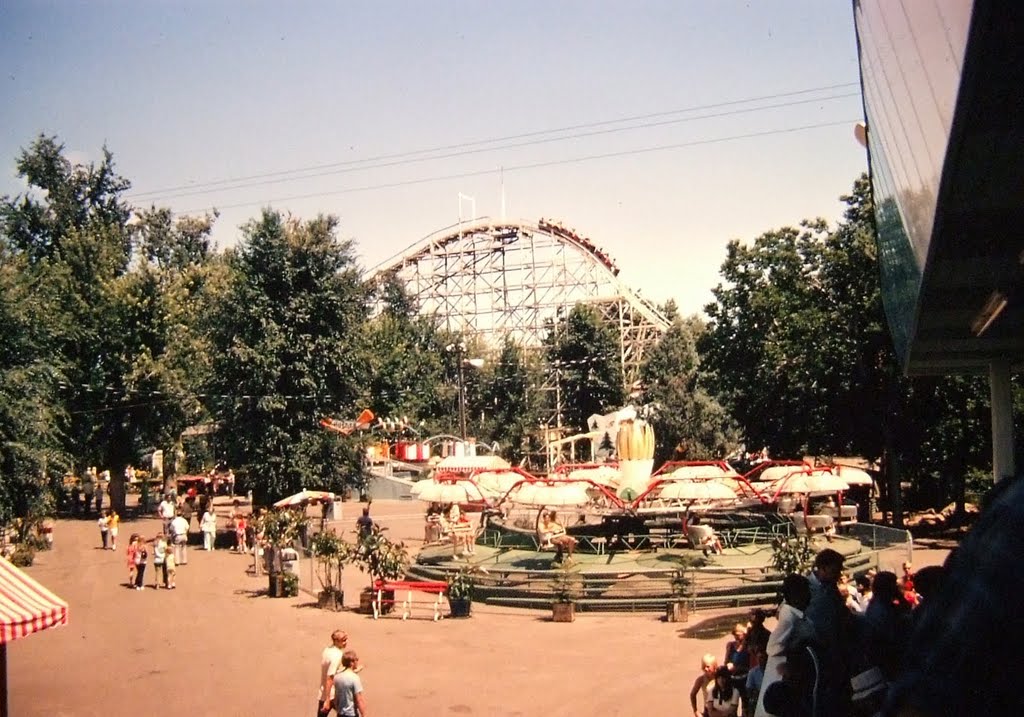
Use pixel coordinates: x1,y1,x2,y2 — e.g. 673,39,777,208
113,207,222,472
700,219,835,456
0,135,131,264
478,337,544,463
0,248,68,523
1,136,139,510
207,211,368,502
544,304,625,432
700,175,1019,523
640,315,740,464
360,276,447,422
1,137,228,513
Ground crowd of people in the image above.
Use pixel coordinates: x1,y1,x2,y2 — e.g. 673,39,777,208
66,467,111,517
102,487,260,592
690,549,940,717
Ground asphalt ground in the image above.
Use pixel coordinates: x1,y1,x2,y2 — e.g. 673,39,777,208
8,498,948,717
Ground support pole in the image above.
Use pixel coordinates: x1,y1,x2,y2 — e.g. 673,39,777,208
458,358,467,441
2,641,8,717
990,360,1016,482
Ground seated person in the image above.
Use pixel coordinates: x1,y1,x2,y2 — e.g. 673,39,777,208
688,514,723,555
538,511,577,562
823,517,837,542
449,506,475,557
436,504,452,533
424,503,443,543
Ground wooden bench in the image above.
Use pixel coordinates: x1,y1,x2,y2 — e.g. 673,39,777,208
373,579,448,621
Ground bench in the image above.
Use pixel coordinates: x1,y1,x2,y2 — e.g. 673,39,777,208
372,579,448,621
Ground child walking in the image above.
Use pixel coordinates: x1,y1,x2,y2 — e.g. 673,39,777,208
107,510,119,550
235,514,248,554
98,512,110,549
126,534,139,588
153,534,169,589
133,537,149,591
165,550,177,589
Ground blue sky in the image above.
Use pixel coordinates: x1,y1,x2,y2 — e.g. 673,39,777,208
1,1,867,316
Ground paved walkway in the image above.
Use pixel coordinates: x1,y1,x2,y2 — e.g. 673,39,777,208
8,499,947,717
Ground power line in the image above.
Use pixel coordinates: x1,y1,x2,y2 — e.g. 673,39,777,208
181,118,860,215
128,82,859,201
144,92,858,204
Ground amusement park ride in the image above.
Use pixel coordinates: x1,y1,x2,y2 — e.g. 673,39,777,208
319,403,874,550
309,217,894,613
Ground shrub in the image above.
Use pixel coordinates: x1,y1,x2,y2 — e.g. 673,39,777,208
10,546,35,567
353,524,409,586
551,561,584,603
310,529,354,594
770,536,815,576
282,571,300,597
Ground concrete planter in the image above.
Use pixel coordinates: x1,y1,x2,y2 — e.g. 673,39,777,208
551,602,576,623
318,589,345,611
666,600,689,622
359,587,395,615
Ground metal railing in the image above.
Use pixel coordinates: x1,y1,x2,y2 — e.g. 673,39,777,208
420,520,916,612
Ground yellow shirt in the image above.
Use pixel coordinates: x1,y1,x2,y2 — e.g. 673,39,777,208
109,513,120,529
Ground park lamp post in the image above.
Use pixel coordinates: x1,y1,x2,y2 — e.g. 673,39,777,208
448,342,484,441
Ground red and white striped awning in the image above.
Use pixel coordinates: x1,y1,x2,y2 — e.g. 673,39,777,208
0,557,69,644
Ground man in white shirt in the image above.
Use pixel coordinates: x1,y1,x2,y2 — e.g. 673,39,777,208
318,630,348,717
158,495,176,535
171,512,190,565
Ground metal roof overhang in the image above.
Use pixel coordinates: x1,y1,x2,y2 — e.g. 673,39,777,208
908,0,1024,374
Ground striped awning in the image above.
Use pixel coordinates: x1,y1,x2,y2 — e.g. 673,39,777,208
0,557,69,644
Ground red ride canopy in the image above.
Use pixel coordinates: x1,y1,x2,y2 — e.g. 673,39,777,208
1,555,69,717
0,556,69,644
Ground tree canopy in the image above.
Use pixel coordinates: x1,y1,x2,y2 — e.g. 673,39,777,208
2,137,1019,527
544,304,625,433
207,211,369,502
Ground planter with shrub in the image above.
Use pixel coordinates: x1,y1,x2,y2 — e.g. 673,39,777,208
353,524,409,614
550,561,583,622
310,529,354,611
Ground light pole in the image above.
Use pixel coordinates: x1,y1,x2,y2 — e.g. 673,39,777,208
448,343,484,441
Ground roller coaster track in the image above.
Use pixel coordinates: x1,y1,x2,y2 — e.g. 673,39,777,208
369,218,670,427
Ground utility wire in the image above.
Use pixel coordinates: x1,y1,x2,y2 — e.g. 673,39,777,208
128,82,859,200
181,118,860,215
145,92,858,203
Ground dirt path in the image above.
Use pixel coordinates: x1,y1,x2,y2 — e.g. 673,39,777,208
8,500,949,716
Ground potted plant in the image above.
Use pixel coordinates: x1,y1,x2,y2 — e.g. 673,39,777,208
769,535,815,576
282,571,300,597
353,524,409,614
254,508,305,598
550,561,583,622
310,529,353,611
667,554,707,622
445,563,483,618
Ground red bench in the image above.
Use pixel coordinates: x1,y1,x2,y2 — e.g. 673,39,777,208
373,579,448,621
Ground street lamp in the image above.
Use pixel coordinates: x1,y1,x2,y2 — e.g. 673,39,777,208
448,343,484,441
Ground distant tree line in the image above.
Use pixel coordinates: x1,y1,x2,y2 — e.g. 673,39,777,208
1,136,1019,527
